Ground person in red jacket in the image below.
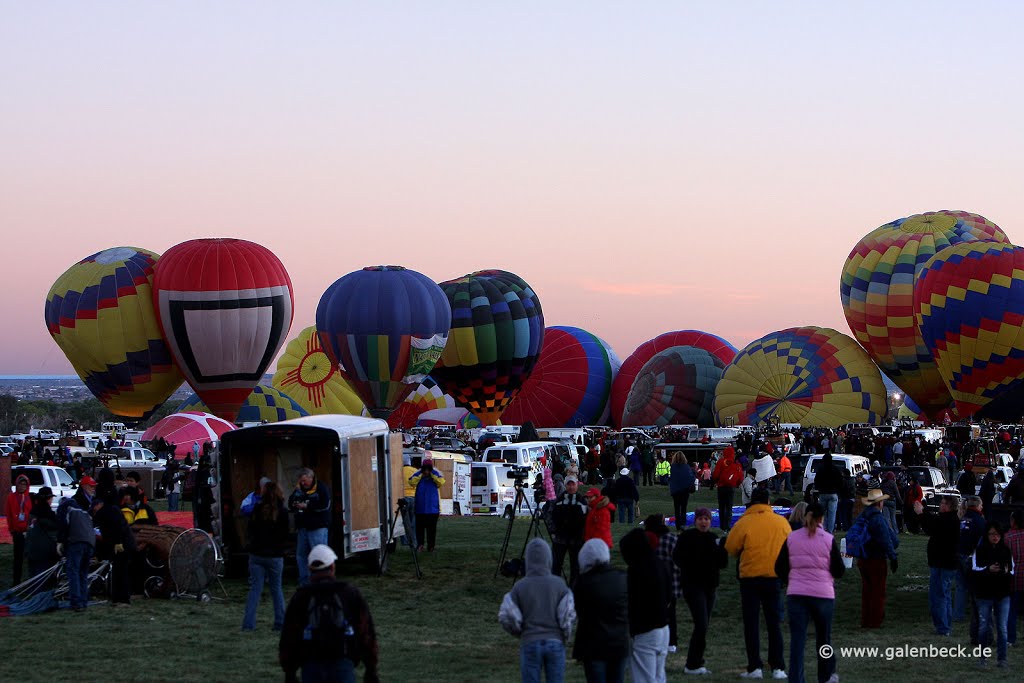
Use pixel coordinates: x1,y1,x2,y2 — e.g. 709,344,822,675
584,487,615,548
6,474,34,585
711,447,743,531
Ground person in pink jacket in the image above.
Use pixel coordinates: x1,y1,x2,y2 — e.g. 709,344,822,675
774,502,846,683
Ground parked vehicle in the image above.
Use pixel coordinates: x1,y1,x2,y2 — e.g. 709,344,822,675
405,449,471,515
481,442,546,486
688,427,741,443
802,454,872,497
876,465,960,515
107,446,163,469
216,415,405,570
11,465,78,509
470,461,524,516
425,436,476,457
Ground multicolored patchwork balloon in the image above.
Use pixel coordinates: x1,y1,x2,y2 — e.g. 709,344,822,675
502,326,621,428
432,270,544,426
840,210,1007,418
45,247,184,420
316,266,451,418
621,346,725,428
714,326,887,427
610,330,736,428
388,377,456,430
915,241,1024,419
177,384,308,424
272,326,365,416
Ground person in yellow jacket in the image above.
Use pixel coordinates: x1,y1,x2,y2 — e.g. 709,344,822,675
655,454,671,485
724,487,792,679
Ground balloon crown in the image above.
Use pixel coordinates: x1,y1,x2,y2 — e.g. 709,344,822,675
363,265,406,272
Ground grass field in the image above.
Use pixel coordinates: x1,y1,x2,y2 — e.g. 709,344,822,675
0,485,1020,682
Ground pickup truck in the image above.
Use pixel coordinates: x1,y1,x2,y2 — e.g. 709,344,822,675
106,446,164,469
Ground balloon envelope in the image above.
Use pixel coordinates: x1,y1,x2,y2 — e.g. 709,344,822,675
141,411,236,457
177,384,308,424
388,377,456,430
840,210,1008,418
622,346,725,428
502,326,621,427
153,238,294,422
44,247,184,421
416,407,483,430
272,326,366,416
714,326,887,428
610,330,737,428
915,241,1024,419
316,266,451,417
432,270,544,426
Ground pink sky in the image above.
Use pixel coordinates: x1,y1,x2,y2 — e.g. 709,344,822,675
4,3,1023,375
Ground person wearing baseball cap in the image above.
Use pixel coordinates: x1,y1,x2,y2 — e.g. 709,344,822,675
279,544,380,683
57,474,101,611
550,474,588,583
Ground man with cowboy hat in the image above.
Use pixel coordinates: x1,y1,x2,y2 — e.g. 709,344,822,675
854,487,900,628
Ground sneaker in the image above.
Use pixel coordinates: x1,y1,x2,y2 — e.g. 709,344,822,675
669,645,678,653
998,660,1008,668
771,670,787,680
684,666,711,675
740,670,763,679
825,675,840,683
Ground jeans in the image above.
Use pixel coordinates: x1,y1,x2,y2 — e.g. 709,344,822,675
976,597,1010,662
956,555,979,643
777,471,794,495
671,492,690,529
616,499,635,524
296,527,329,586
740,577,785,672
65,542,93,609
787,595,835,683
582,657,627,683
682,585,716,670
717,487,735,531
243,555,285,630
818,494,838,534
836,499,854,531
630,625,669,683
520,638,565,683
301,658,355,683
928,567,957,635
882,503,898,534
167,491,180,512
1009,590,1024,644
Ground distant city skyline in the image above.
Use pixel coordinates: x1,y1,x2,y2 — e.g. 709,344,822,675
5,3,1023,377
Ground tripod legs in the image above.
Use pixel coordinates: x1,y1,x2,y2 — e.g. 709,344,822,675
379,503,423,579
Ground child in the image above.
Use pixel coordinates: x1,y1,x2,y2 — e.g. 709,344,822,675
584,487,615,548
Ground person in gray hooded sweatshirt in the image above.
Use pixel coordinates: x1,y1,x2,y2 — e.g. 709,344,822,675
499,538,577,683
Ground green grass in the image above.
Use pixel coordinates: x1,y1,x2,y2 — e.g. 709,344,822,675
1,486,1020,682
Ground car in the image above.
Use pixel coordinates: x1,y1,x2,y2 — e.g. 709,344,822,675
11,465,79,509
975,465,1016,502
876,465,960,515
0,444,13,455
106,446,164,469
425,437,476,457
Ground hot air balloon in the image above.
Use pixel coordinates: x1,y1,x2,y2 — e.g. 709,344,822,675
272,326,366,416
898,395,922,421
152,238,294,423
431,270,545,426
141,411,237,457
44,247,184,421
914,241,1024,420
388,377,456,430
621,346,726,428
714,326,888,427
502,326,621,427
177,384,309,424
416,407,483,430
316,266,451,418
610,330,736,428
840,210,1008,418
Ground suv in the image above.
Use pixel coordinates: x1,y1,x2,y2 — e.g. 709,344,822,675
802,454,871,497
11,465,79,509
425,437,476,458
877,465,960,515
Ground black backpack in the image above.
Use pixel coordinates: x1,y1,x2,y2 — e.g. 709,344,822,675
304,589,355,659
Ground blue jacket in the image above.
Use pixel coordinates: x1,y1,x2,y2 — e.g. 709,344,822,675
958,509,986,557
862,505,899,560
410,468,446,514
668,463,695,496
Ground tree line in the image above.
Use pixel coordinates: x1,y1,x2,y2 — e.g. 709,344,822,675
0,394,178,435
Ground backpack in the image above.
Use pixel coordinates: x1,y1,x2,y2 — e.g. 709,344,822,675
304,589,355,659
844,513,871,559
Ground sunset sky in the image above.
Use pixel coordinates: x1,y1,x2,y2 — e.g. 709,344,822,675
4,2,1023,376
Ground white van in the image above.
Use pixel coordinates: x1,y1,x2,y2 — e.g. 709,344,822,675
482,441,546,481
801,454,871,496
471,461,533,517
11,465,79,509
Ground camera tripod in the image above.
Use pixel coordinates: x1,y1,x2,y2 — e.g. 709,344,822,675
379,498,423,579
495,479,549,582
